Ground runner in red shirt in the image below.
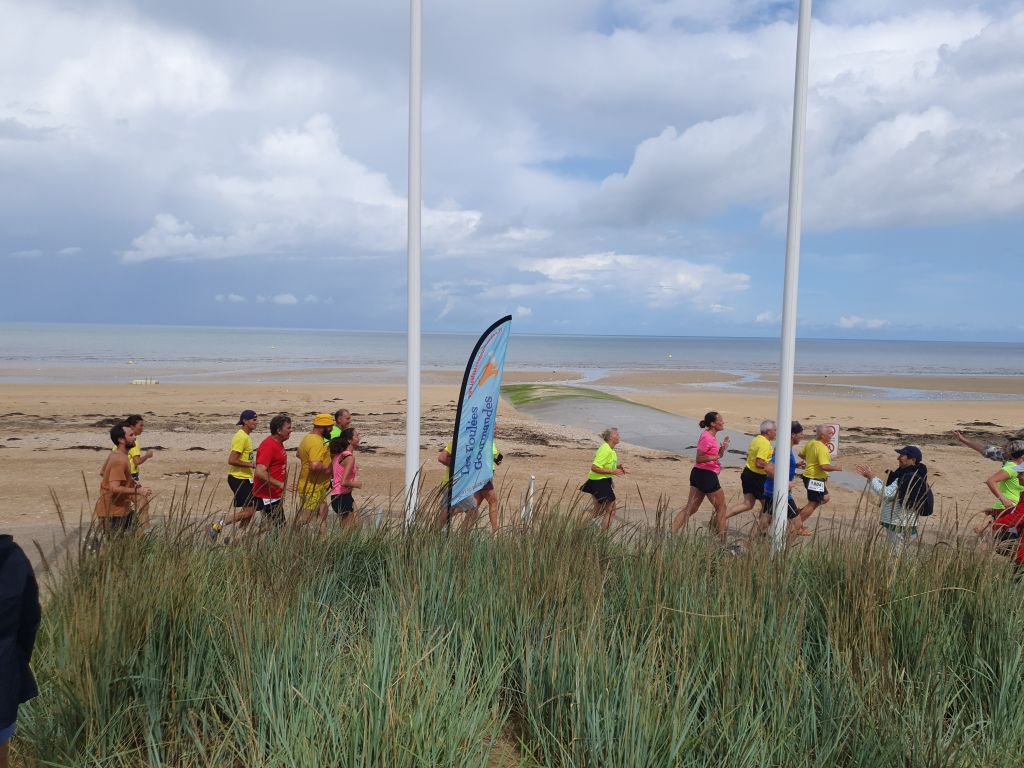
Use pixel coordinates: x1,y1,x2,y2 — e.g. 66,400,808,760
254,414,293,529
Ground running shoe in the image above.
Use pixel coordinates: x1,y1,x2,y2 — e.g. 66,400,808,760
208,522,222,541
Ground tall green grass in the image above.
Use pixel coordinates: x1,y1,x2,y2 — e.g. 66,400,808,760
16,511,1024,767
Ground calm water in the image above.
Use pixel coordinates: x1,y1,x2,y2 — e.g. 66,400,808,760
2,323,1022,383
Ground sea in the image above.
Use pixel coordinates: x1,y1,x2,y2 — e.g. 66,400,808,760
2,323,1022,399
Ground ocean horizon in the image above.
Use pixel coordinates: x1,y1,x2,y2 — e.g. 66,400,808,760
2,322,1022,386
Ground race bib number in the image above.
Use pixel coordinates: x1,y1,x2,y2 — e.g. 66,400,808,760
807,479,825,493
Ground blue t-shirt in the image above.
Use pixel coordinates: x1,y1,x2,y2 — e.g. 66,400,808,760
763,450,797,498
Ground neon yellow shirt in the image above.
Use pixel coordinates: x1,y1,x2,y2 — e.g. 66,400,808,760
588,442,618,481
800,440,832,480
112,442,141,475
745,434,773,475
993,461,1023,510
228,429,255,481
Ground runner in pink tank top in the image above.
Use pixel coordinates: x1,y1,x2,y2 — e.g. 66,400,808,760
328,428,362,528
672,411,731,542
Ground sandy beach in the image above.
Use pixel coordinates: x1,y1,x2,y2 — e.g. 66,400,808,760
3,367,1021,560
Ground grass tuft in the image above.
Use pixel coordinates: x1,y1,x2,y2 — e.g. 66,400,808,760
15,508,1024,767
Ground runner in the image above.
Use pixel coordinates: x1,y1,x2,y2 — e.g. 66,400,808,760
466,442,503,532
579,428,626,530
729,419,775,519
991,461,1024,567
296,414,333,532
96,424,153,536
122,414,154,481
794,425,842,536
855,446,930,554
209,410,259,541
329,408,353,441
253,414,293,530
974,444,1024,537
758,421,804,532
436,439,480,531
673,412,730,540
0,533,40,768
329,427,362,530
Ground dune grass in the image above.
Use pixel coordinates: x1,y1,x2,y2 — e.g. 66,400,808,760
14,507,1024,767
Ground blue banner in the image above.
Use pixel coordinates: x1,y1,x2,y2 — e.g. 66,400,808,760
449,315,512,507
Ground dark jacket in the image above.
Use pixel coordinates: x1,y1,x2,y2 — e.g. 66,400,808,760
0,534,41,726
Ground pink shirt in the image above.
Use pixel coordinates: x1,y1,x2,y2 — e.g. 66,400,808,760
331,450,358,495
694,430,722,473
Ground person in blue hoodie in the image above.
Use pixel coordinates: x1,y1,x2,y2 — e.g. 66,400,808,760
0,534,40,768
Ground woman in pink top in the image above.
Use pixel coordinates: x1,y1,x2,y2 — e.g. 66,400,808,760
672,411,731,540
329,428,362,529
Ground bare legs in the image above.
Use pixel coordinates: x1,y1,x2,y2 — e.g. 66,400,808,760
795,495,826,533
673,487,729,541
473,487,500,532
727,492,764,519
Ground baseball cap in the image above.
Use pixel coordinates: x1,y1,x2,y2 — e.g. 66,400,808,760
237,409,257,425
895,445,923,462
313,413,334,427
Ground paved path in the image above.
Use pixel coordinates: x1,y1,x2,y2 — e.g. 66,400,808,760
517,396,865,492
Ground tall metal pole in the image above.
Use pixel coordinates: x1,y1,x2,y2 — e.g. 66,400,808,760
404,0,422,527
771,0,813,552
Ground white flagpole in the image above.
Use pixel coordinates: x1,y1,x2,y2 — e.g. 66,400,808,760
771,0,813,552
404,0,422,527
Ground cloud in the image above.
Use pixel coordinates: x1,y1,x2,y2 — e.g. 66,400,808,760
57,246,81,256
514,305,532,318
755,311,780,324
303,294,318,303
272,293,298,305
215,293,246,303
121,115,482,262
838,315,890,329
523,251,750,310
7,249,42,259
580,8,1024,232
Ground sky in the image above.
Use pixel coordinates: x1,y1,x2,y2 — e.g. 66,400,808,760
1,0,1022,340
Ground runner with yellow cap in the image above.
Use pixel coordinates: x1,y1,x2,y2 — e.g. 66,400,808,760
296,413,334,532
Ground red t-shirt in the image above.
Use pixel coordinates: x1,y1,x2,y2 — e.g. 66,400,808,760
253,436,288,500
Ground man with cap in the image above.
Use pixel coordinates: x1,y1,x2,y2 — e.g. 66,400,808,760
209,410,259,541
855,446,930,554
296,414,334,532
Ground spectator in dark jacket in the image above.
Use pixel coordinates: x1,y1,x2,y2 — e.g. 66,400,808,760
0,534,41,768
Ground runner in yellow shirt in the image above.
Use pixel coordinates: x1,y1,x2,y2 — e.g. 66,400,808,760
728,419,776,519
210,410,259,540
296,414,334,532
795,425,842,535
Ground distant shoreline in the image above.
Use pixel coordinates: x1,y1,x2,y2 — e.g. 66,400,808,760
0,364,1018,401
